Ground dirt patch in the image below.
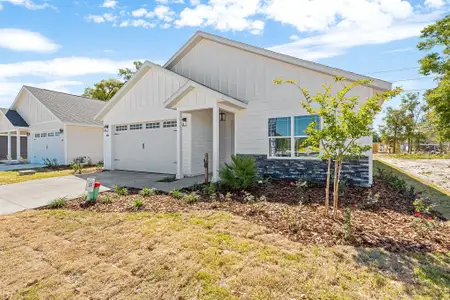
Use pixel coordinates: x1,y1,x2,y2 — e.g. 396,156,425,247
59,179,450,253
377,156,450,193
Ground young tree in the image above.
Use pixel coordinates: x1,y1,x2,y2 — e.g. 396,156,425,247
118,61,144,82
417,15,450,140
379,107,406,153
274,76,401,216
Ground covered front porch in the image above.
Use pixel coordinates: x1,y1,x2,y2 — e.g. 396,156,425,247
0,129,28,164
164,81,247,181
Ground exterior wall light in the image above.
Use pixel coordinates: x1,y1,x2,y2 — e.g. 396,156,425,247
220,112,226,122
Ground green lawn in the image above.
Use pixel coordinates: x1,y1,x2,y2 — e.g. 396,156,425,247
0,210,448,299
0,167,98,185
374,160,450,219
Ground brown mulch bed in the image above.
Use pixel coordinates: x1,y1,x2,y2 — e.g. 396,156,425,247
56,179,449,253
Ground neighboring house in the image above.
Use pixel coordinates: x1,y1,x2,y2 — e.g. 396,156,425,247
0,86,105,165
96,31,392,186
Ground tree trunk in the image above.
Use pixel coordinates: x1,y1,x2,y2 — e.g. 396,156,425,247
332,159,339,216
325,157,331,216
393,131,397,153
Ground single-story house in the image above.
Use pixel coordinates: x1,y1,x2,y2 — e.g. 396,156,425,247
95,31,392,186
0,86,105,165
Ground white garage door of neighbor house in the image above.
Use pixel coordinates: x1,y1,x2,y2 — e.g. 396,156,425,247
113,121,177,174
30,132,64,165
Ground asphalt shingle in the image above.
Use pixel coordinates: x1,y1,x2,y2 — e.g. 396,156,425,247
0,108,29,127
24,86,106,126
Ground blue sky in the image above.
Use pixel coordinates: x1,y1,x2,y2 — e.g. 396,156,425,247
0,0,449,130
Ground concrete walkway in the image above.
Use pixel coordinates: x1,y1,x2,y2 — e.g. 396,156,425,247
0,163,43,171
0,176,109,215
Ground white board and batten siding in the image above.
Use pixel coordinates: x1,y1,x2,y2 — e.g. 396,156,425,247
103,68,191,175
0,114,15,132
66,125,104,164
14,90,66,164
169,38,377,159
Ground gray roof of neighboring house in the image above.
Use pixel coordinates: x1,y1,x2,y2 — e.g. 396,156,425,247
0,107,29,127
24,86,106,126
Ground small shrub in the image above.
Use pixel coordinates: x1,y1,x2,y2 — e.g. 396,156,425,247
184,192,200,204
338,176,349,198
101,195,113,204
203,183,217,200
140,188,156,197
358,191,381,209
243,191,255,203
295,180,312,204
220,155,257,190
133,198,144,210
343,208,351,241
48,197,66,208
43,158,58,167
259,195,267,202
225,192,233,201
413,196,433,214
114,186,128,196
171,189,183,199
72,163,83,174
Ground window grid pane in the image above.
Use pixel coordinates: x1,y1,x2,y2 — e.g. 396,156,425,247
294,115,319,136
268,117,291,137
269,138,291,157
163,120,177,128
48,132,55,137
295,137,319,157
146,122,160,129
116,125,127,131
130,124,143,130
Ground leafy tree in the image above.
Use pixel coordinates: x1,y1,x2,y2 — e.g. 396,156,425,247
82,79,123,101
399,93,426,152
274,77,401,216
379,107,406,153
417,15,450,140
83,61,143,101
118,61,144,82
373,131,381,143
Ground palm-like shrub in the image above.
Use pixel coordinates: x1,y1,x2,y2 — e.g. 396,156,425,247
219,155,257,190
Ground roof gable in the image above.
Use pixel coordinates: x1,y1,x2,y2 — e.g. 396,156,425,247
0,108,29,127
164,31,392,91
21,86,106,126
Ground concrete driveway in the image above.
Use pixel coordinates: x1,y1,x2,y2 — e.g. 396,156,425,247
0,170,204,215
0,176,109,215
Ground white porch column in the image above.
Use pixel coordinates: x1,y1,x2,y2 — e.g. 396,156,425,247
176,111,183,179
16,129,21,161
212,104,220,182
7,131,11,163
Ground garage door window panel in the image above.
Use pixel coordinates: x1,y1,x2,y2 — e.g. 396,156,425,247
130,124,143,130
163,120,177,128
116,125,128,132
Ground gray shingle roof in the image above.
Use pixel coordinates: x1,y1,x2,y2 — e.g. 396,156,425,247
24,86,106,126
0,107,29,127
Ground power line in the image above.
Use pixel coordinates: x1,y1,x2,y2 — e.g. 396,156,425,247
365,66,420,75
391,76,434,83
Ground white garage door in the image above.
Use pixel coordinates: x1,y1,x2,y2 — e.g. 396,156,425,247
30,132,64,165
113,121,177,174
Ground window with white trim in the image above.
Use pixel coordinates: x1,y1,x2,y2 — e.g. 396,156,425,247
146,122,160,129
41,133,47,138
130,124,143,130
268,115,320,158
163,120,177,128
48,132,55,137
35,133,40,138
115,125,127,132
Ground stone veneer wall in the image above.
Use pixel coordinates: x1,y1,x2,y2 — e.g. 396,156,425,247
239,154,370,187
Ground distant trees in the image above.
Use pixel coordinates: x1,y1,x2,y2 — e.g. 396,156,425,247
379,107,406,153
82,60,143,101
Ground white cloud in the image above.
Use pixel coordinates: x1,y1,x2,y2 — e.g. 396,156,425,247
0,0,55,10
425,0,446,8
289,35,299,40
175,0,264,34
0,57,136,79
0,3,3,10
101,0,117,9
190,0,200,5
269,13,436,61
132,8,148,17
383,47,414,54
119,19,156,29
0,28,60,53
153,5,175,22
85,13,117,23
156,0,185,4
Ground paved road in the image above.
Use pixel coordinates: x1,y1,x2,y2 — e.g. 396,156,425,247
0,176,109,215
